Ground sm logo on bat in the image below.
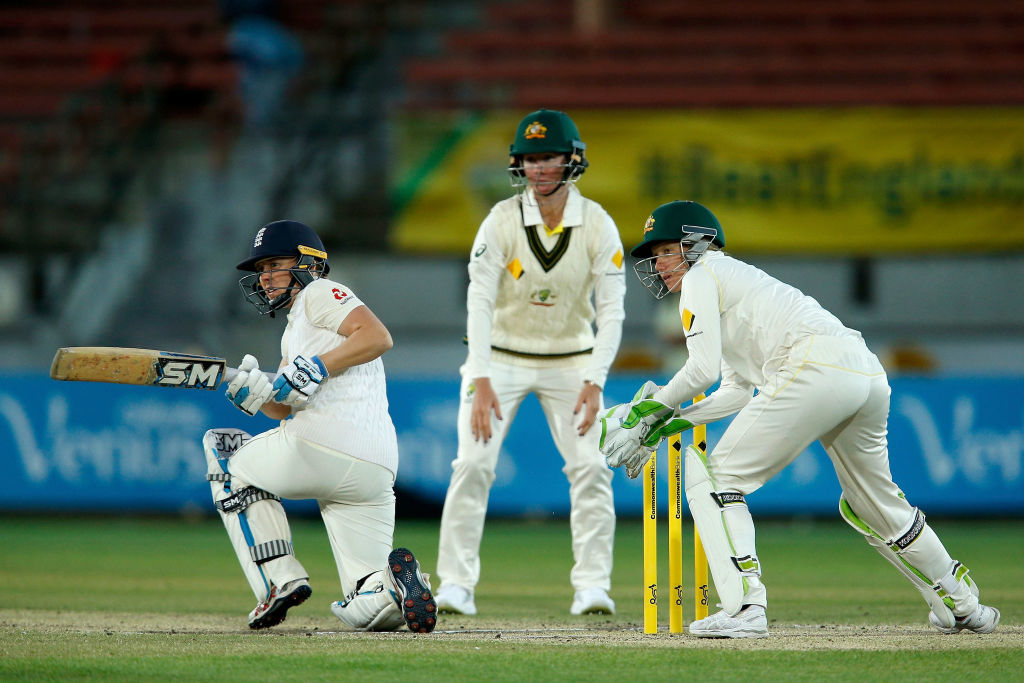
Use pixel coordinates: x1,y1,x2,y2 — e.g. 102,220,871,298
156,358,225,389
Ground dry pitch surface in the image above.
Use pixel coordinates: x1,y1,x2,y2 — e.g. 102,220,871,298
3,609,1018,651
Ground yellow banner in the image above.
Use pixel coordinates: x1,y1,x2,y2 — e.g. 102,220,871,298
391,109,1024,255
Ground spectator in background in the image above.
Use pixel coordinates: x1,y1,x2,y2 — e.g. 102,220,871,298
220,0,304,130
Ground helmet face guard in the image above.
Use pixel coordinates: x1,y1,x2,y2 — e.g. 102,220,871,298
630,201,726,299
508,153,587,192
237,221,330,316
633,226,718,299
238,246,327,315
507,109,588,192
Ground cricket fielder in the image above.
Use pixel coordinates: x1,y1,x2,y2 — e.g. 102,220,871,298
435,110,626,615
600,200,1000,638
205,219,436,632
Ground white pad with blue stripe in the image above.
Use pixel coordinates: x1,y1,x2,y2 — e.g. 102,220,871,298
203,428,296,604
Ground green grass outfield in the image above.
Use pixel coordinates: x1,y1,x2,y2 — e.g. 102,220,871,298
1,516,1021,682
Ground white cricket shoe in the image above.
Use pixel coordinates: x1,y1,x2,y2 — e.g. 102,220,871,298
929,604,1000,634
570,588,616,615
435,584,477,615
688,605,769,638
248,578,312,630
330,571,406,632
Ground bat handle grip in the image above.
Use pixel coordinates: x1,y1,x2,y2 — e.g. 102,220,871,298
222,368,276,384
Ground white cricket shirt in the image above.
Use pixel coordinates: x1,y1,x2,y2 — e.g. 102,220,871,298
657,251,864,424
464,185,626,387
279,278,399,476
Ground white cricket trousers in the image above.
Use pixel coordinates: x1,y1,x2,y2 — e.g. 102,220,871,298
712,336,909,529
229,428,397,596
709,334,960,606
436,360,616,593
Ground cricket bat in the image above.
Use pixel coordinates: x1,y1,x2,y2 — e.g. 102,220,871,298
50,347,239,390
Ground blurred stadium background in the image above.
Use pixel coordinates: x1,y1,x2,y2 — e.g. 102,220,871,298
1,0,1022,520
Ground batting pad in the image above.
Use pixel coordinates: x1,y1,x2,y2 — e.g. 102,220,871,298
684,445,765,616
203,428,307,603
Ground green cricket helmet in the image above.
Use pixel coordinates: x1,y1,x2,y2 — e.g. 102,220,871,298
508,109,588,189
631,201,726,299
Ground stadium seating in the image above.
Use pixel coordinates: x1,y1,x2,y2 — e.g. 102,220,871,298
0,0,241,254
403,0,1024,108
0,0,415,258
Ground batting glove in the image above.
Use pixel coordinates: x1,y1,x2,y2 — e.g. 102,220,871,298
225,354,275,416
272,355,328,406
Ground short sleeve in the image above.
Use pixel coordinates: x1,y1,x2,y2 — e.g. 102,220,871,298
303,279,365,332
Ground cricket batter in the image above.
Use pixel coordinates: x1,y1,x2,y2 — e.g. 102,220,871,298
435,110,626,616
204,219,436,632
601,200,1000,637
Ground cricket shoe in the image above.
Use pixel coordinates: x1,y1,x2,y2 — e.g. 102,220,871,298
688,604,769,638
248,578,312,629
330,572,406,631
388,548,438,633
435,584,477,615
571,588,616,615
929,604,1000,634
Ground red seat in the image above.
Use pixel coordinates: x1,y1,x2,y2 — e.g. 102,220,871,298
0,7,217,34
403,0,1024,108
0,92,68,118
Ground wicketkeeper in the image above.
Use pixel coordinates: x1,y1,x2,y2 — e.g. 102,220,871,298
204,219,436,632
601,200,1000,638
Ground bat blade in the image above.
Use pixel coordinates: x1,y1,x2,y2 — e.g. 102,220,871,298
50,347,228,390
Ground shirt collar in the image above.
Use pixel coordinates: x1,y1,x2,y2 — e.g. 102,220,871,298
521,184,583,228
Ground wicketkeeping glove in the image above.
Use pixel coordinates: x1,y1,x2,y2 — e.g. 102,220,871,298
599,380,695,479
272,355,328,406
599,380,659,476
225,354,275,416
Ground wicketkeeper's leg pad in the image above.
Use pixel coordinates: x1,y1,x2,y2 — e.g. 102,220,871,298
839,496,980,628
204,428,306,603
684,445,766,616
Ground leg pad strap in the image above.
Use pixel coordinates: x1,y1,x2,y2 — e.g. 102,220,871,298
216,486,281,514
890,508,925,552
251,539,294,565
